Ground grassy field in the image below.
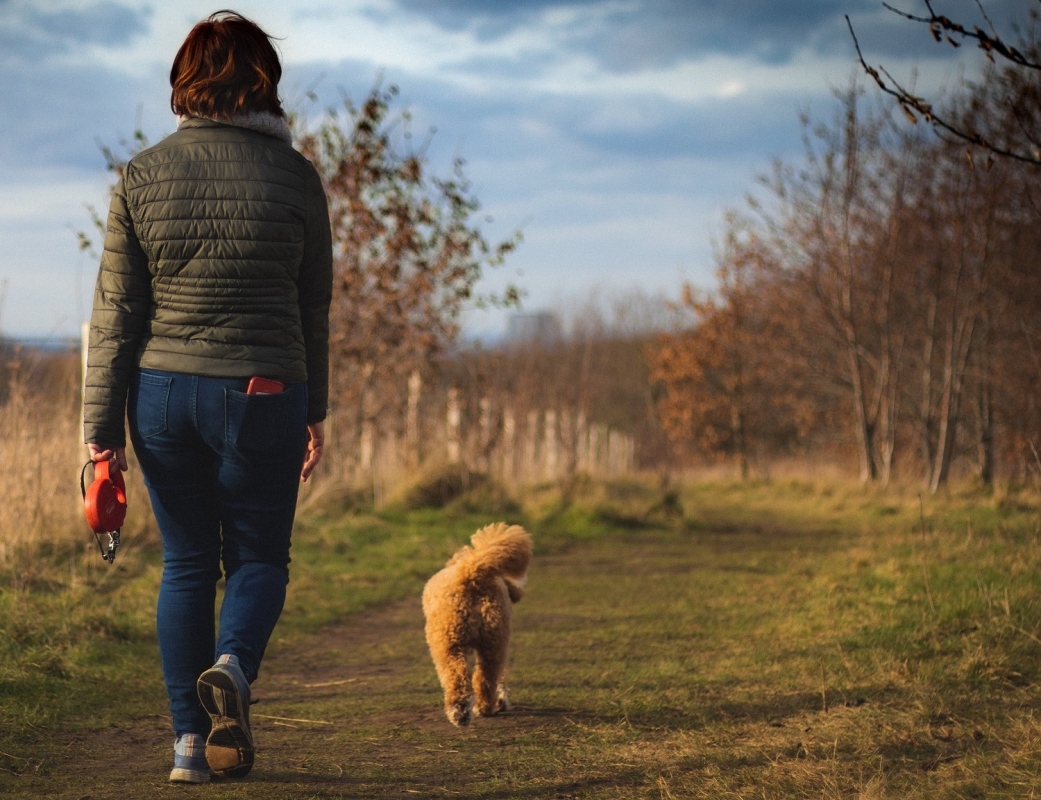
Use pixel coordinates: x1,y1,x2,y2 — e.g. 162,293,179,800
2,476,1041,797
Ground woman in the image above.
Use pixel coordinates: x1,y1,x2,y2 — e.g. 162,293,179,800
83,10,332,783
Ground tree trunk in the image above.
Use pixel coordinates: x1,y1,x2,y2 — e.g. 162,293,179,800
844,334,878,483
878,348,900,487
731,403,749,480
976,374,994,486
929,313,975,492
919,289,938,478
446,388,461,465
405,370,421,469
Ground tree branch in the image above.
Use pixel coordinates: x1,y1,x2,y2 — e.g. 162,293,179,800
846,15,1041,166
881,0,1041,70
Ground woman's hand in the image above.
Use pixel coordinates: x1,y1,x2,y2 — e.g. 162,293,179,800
301,422,324,482
88,444,128,471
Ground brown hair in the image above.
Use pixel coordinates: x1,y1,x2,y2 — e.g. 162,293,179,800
170,10,284,119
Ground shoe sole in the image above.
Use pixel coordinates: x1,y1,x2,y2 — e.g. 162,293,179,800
197,668,254,778
169,766,211,783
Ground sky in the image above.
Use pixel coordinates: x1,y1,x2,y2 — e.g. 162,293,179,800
0,0,1023,342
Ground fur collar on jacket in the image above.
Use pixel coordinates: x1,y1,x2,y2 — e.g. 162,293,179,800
177,111,293,145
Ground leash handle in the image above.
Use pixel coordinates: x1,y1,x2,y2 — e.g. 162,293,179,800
81,459,125,564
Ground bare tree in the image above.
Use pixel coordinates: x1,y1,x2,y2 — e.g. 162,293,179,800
759,83,915,482
910,156,991,491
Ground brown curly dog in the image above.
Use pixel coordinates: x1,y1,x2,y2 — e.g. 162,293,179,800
421,523,533,726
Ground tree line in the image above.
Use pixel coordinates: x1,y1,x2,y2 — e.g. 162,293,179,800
649,6,1041,488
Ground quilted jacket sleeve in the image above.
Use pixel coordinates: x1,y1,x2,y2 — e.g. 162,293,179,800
297,166,333,424
82,175,152,447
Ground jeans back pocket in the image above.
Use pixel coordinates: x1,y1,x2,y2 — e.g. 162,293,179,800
129,370,172,439
225,388,294,457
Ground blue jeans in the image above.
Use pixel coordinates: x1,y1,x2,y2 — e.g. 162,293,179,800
128,369,308,736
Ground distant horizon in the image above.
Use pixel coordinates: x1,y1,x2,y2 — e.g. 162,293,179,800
0,300,670,352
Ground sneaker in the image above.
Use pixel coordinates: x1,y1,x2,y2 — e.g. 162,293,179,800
169,733,210,783
197,654,254,778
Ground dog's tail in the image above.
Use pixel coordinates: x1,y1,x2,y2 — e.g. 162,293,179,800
463,522,533,600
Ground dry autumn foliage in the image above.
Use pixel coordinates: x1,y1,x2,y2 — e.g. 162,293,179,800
649,221,805,478
294,83,520,420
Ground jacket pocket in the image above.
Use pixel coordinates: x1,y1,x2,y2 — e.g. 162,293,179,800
225,388,291,455
129,371,171,439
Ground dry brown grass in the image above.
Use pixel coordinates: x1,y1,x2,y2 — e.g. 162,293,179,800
0,347,156,585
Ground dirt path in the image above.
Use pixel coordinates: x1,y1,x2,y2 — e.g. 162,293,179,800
12,596,446,799
8,545,614,800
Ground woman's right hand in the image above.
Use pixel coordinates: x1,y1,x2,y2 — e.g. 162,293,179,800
301,422,324,482
88,443,128,472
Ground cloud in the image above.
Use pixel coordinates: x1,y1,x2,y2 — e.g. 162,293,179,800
0,172,112,339
581,0,881,70
277,0,998,113
385,0,1024,79
0,1,152,63
290,51,815,186
0,57,167,174
390,0,885,70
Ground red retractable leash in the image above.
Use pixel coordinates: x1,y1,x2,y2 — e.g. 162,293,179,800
80,458,126,564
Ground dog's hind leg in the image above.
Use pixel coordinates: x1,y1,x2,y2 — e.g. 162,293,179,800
473,637,510,717
430,641,474,726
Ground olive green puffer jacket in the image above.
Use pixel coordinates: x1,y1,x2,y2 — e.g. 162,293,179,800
83,115,333,447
